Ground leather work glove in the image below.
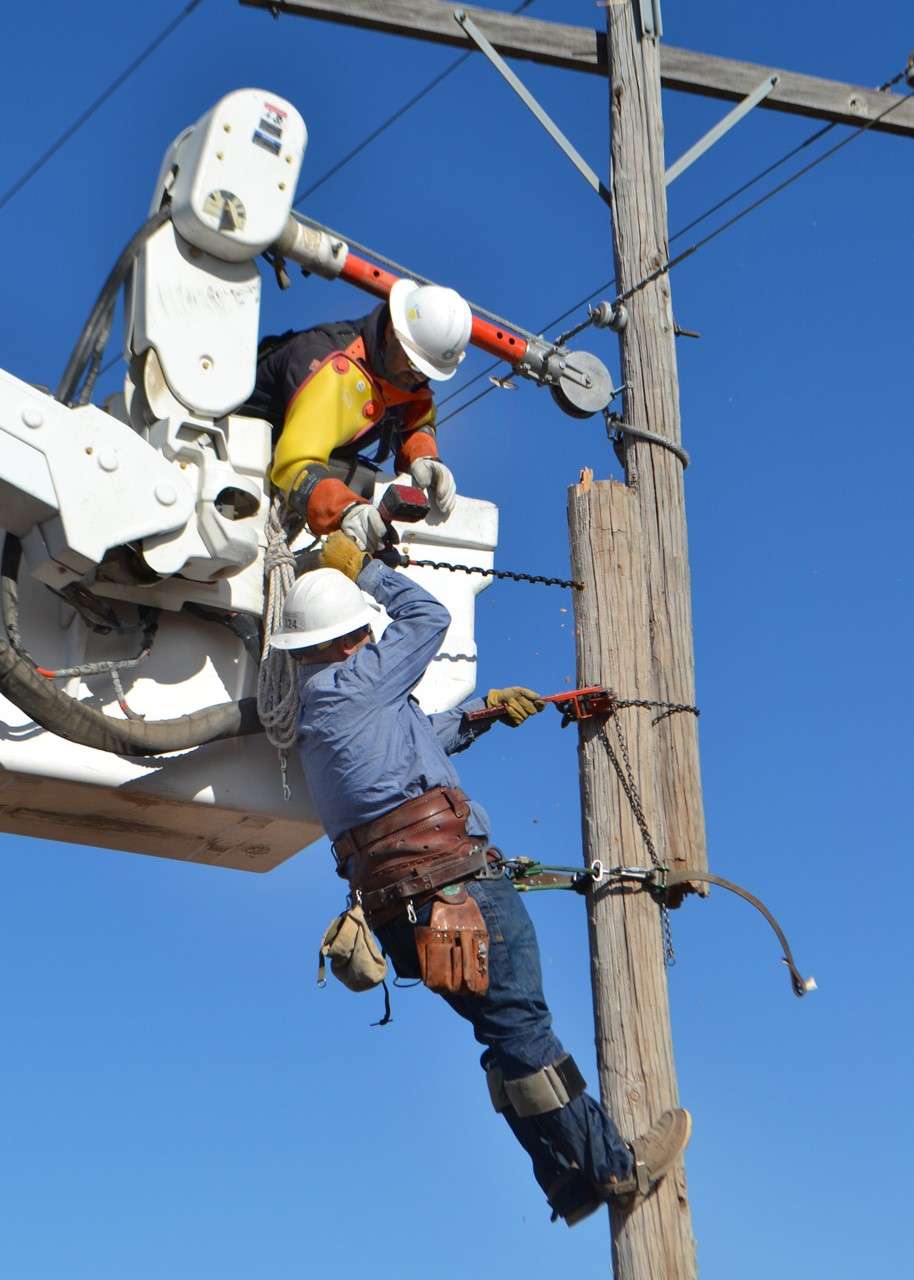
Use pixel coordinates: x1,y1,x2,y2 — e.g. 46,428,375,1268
410,458,457,518
319,531,370,581
340,502,388,552
485,686,546,728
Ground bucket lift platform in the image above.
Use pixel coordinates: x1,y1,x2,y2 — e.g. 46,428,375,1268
0,488,498,873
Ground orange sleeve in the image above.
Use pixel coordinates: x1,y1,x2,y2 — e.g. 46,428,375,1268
299,477,365,535
395,428,439,471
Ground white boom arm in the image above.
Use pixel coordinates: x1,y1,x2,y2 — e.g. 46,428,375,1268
0,88,500,871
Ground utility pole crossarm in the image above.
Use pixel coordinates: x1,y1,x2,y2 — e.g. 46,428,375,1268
241,0,914,138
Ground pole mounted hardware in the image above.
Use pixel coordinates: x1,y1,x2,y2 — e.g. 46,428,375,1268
466,684,615,726
665,74,780,186
277,213,615,418
634,0,664,40
500,856,815,1000
453,9,612,208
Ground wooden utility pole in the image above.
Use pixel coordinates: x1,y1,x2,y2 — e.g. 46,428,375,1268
241,3,913,1274
569,7,702,1276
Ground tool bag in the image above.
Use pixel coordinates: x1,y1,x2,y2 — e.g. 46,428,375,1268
334,786,488,928
414,884,489,997
317,905,388,992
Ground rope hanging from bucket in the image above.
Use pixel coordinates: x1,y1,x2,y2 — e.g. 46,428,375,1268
257,496,300,798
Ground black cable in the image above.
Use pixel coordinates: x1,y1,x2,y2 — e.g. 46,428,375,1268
0,534,262,757
56,208,171,406
436,383,504,427
292,0,534,208
437,72,912,426
90,0,535,403
671,66,908,245
0,1,204,216
616,80,914,310
78,295,119,406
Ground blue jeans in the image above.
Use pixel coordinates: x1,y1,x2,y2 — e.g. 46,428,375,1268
376,871,634,1206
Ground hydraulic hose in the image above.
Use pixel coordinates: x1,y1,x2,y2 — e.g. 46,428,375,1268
0,535,263,756
55,206,172,407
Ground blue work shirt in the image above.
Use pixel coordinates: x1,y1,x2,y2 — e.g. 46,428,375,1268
295,560,493,844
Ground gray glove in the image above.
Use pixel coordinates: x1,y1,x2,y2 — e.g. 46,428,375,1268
341,502,387,552
410,458,457,518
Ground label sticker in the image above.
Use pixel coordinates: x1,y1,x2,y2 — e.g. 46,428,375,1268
252,130,281,155
253,101,286,157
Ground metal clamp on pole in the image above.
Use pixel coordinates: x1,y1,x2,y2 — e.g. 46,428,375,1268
605,411,691,469
454,8,611,208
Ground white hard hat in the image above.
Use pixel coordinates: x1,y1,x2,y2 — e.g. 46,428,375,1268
389,279,472,381
269,569,376,651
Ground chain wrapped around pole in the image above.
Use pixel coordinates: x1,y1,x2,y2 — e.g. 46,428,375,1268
594,696,699,964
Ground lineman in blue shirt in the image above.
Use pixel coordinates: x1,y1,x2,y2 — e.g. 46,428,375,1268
271,532,690,1226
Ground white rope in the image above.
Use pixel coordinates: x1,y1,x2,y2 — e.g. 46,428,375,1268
257,497,301,798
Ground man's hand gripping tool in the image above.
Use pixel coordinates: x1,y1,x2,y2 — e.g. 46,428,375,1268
466,686,615,726
372,483,430,567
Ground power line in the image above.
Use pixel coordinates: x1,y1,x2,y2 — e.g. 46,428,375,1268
93,0,530,391
296,212,538,338
616,79,914,310
670,66,908,245
93,48,911,426
439,73,913,426
0,1,204,217
292,0,534,208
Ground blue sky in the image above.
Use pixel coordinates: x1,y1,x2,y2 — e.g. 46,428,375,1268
1,2,912,1276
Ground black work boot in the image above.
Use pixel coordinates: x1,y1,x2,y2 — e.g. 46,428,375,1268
547,1166,603,1227
602,1108,692,1204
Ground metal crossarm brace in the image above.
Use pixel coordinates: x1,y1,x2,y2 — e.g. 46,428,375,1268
453,9,611,207
665,74,779,185
241,3,914,140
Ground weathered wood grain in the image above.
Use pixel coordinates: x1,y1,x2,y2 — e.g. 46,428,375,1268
569,479,695,1280
241,1,914,137
605,8,708,888
564,5,705,1275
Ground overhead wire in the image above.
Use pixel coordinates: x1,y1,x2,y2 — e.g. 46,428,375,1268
438,68,914,426
91,0,534,396
292,0,534,208
85,29,909,425
615,76,914,309
670,65,909,244
296,212,538,338
0,0,205,216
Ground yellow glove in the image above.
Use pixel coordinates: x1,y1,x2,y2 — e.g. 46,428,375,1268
485,686,546,728
319,531,370,582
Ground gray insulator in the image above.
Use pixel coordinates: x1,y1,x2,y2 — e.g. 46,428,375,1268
589,300,628,332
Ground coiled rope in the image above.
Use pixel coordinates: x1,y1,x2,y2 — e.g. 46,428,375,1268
257,497,300,798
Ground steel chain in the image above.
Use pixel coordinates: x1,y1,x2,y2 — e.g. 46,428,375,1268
407,558,583,590
612,695,700,726
595,696,698,965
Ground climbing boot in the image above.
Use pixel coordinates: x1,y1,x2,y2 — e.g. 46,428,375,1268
547,1167,603,1228
602,1108,692,1203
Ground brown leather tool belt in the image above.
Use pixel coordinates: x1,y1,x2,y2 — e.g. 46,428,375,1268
334,787,488,927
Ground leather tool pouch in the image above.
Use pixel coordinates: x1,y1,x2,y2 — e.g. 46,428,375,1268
414,886,490,997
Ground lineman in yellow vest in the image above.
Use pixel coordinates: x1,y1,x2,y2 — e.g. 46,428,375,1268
243,280,473,550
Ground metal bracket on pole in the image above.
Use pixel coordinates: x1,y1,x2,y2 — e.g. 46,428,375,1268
635,0,664,40
665,74,779,186
453,9,611,208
